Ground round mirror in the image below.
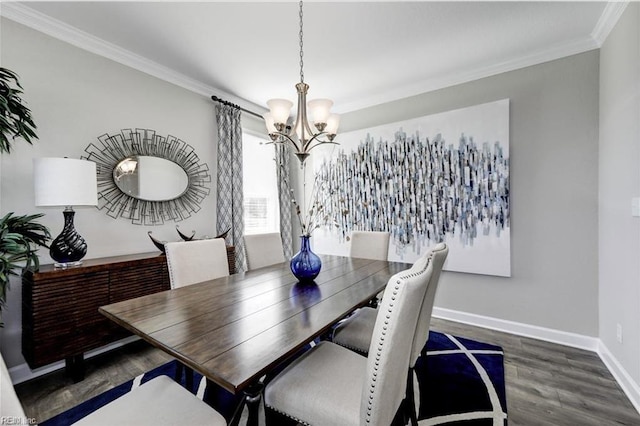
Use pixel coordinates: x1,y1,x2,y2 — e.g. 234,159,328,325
113,156,189,201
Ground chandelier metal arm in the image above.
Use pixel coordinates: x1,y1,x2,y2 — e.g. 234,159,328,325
304,136,339,153
265,131,302,153
301,131,335,152
266,131,336,152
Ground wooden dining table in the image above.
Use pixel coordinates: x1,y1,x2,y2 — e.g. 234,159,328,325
99,254,410,426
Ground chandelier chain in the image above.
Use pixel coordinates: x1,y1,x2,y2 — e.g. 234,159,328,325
299,0,304,83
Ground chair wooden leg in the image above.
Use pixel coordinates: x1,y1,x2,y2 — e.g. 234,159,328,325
174,362,194,393
405,368,418,426
203,378,245,425
228,397,246,426
390,403,407,426
185,366,194,393
174,362,184,384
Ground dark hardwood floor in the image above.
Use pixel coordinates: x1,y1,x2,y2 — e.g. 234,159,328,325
14,318,640,425
432,319,640,426
15,340,173,423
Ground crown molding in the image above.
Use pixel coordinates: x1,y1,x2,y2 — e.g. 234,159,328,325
0,1,619,115
338,36,599,113
0,2,262,113
592,1,629,46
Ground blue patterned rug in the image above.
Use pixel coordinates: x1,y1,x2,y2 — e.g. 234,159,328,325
415,332,507,425
42,331,507,425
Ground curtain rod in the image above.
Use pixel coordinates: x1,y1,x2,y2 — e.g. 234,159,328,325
211,95,263,120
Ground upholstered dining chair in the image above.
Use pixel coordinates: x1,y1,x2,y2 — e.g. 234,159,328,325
164,238,230,391
263,250,435,426
73,376,226,425
332,243,449,425
165,238,230,288
243,232,286,270
349,230,390,260
349,231,391,306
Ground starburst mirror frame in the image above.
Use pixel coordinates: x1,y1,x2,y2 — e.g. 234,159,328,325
82,128,211,225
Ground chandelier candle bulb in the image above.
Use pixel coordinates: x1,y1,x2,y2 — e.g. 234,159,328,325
325,114,340,139
266,99,293,125
263,112,278,134
307,99,333,129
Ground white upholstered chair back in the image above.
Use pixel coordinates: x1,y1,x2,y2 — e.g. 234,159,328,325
165,238,229,288
243,232,285,270
410,243,448,367
360,253,434,426
1,353,26,421
349,231,390,261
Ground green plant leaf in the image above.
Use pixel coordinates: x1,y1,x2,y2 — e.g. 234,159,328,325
0,212,51,321
0,67,39,155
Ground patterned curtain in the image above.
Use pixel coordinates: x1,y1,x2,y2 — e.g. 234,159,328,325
215,104,245,272
275,143,293,258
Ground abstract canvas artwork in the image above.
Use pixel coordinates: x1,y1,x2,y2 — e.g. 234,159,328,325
312,99,510,277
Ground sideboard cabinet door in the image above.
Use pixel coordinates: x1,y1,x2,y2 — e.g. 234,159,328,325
22,270,110,368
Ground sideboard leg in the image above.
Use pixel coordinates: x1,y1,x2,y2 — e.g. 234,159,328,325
65,355,85,382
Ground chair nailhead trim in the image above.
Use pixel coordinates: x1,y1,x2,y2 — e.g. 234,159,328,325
165,254,177,289
332,339,369,355
364,249,439,424
265,403,310,426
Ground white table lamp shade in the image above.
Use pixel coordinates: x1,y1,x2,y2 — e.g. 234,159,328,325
34,158,98,207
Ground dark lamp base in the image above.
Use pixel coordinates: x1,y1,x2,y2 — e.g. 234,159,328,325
50,208,88,267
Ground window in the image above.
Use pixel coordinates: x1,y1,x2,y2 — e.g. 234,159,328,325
242,133,279,234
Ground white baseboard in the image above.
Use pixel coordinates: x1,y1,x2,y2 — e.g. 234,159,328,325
597,341,640,415
9,336,140,385
433,307,640,415
432,307,599,351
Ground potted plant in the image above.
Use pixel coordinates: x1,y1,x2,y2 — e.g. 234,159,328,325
0,67,48,325
0,67,38,153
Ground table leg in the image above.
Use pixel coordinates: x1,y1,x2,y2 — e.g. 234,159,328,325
244,382,263,426
228,382,264,426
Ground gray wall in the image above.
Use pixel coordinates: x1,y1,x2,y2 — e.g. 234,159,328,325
0,11,606,377
341,50,600,337
0,18,218,367
599,3,640,387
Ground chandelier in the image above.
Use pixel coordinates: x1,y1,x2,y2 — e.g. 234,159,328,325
263,0,339,165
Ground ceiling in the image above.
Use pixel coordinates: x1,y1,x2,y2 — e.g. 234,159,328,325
3,1,615,114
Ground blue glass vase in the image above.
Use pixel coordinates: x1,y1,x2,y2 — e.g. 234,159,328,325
290,235,322,281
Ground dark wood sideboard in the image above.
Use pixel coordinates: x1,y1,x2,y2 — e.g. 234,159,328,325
22,247,235,381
